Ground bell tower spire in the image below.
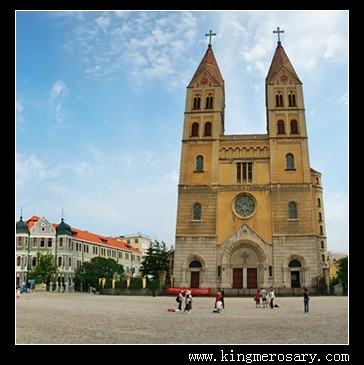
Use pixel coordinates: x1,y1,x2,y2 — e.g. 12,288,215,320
265,29,311,184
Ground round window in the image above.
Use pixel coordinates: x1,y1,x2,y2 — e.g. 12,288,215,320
234,193,256,218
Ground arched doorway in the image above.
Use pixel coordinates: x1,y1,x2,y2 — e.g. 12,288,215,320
189,260,202,288
221,240,268,289
289,259,302,288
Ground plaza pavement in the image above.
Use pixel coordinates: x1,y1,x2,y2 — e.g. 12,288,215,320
15,292,348,345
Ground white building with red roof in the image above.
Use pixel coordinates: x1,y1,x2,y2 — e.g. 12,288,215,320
16,215,142,291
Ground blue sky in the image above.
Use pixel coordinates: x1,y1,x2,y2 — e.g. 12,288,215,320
16,10,348,254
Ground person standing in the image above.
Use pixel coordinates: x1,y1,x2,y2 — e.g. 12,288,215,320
220,288,225,308
268,287,275,309
176,289,184,311
303,288,310,313
260,287,267,308
214,289,221,309
254,289,261,308
184,290,193,314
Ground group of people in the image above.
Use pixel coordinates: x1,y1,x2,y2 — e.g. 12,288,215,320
254,287,310,312
175,289,193,314
254,287,274,308
174,286,310,314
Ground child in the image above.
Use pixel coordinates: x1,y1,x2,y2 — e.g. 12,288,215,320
213,300,223,313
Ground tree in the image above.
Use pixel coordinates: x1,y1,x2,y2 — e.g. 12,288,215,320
74,256,125,291
140,240,171,283
336,256,348,290
29,252,58,285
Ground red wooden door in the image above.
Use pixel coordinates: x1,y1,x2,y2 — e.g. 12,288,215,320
233,268,243,288
190,271,200,288
247,268,257,288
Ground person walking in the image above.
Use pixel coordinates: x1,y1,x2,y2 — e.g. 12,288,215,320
268,287,275,309
254,289,261,308
260,287,267,308
303,288,310,313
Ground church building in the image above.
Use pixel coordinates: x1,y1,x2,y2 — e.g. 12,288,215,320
173,30,328,290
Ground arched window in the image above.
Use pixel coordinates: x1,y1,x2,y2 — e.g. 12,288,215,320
289,201,298,219
321,254,326,263
288,92,296,106
288,259,301,268
204,122,212,136
317,198,321,207
205,94,213,109
193,203,202,220
58,256,62,267
189,260,202,268
195,155,204,172
321,241,325,249
319,212,322,221
320,225,324,235
16,256,21,266
277,120,285,134
275,91,284,107
290,119,298,134
286,153,295,169
193,95,201,109
191,122,199,137
316,177,320,185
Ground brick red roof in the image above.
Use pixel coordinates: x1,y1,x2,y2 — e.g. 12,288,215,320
189,45,224,87
70,227,140,253
19,215,140,254
266,43,300,84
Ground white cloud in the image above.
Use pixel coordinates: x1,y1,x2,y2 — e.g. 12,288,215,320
114,11,128,18
95,15,111,29
338,92,348,106
51,80,66,99
16,153,64,186
50,80,67,123
16,100,24,113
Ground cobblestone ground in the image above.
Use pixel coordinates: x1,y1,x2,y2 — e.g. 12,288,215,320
15,292,348,345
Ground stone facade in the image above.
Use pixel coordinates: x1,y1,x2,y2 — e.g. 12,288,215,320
173,41,328,291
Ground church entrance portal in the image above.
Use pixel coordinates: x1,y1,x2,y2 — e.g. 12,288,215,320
190,272,200,288
247,268,257,288
232,268,257,288
291,271,300,288
233,269,243,288
189,260,202,288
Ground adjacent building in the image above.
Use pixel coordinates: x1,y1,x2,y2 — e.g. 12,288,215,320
16,215,142,291
116,233,152,257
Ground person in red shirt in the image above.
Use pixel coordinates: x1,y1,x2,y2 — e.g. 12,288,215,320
255,289,261,308
214,289,221,309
